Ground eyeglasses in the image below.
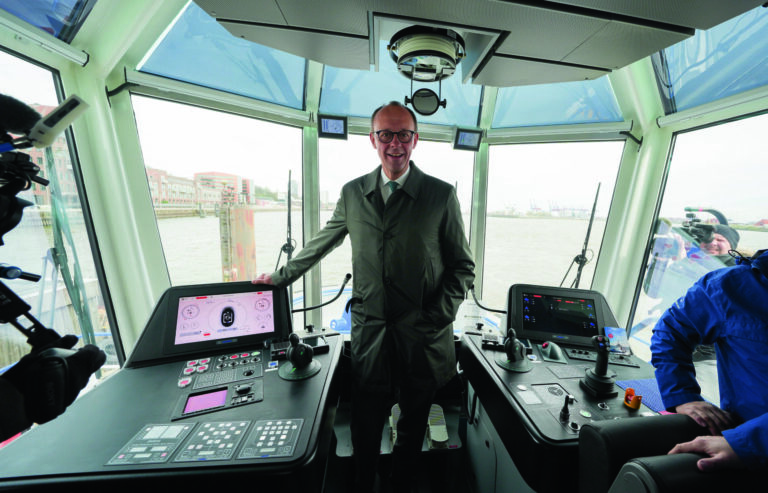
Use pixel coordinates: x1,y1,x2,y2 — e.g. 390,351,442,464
374,129,416,144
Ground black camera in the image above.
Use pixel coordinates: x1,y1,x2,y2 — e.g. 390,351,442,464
681,214,715,244
0,93,105,441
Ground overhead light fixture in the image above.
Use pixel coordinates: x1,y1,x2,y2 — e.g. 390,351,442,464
388,26,466,82
389,26,465,116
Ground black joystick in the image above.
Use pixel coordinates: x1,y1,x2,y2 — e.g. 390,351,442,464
540,341,566,363
495,328,532,373
278,333,322,380
559,394,575,422
579,334,617,397
286,333,313,369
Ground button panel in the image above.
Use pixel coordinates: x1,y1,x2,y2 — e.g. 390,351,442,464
177,350,264,390
239,419,304,459
174,421,250,462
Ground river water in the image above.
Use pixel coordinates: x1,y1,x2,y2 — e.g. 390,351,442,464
157,211,768,330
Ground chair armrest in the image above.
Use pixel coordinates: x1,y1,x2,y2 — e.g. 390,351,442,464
578,414,704,493
608,453,758,493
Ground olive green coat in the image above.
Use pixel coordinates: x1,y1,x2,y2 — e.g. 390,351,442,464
272,163,475,391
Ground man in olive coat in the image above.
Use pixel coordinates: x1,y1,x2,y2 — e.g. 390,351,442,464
255,101,475,491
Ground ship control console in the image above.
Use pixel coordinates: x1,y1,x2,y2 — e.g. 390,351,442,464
460,284,658,493
0,282,342,491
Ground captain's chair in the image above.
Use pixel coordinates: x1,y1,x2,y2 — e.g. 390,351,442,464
578,414,762,493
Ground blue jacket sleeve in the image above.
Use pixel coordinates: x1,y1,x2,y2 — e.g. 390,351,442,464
650,276,724,411
723,413,768,469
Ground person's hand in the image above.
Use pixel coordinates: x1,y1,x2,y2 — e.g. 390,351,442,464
674,401,735,435
252,273,273,285
669,435,742,471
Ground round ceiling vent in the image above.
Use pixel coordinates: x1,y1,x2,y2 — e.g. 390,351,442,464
389,26,466,82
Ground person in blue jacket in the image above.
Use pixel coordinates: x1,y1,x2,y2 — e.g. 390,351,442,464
651,249,768,471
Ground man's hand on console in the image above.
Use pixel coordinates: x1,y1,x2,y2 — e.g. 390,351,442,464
674,401,735,435
252,273,274,285
668,435,742,472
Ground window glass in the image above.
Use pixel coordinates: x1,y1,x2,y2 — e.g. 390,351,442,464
317,135,473,333
139,2,305,110
320,41,482,127
631,115,768,373
492,76,622,128
656,6,768,113
131,96,304,327
0,49,117,377
0,0,95,42
483,142,624,312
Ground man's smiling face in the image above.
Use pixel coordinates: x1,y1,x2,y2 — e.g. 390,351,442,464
370,104,418,180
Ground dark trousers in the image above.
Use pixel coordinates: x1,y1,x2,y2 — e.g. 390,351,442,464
351,380,436,492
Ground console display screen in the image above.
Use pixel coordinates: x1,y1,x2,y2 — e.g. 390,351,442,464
174,290,275,346
521,292,598,338
183,388,228,415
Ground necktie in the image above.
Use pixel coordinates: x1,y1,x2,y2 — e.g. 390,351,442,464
387,181,399,193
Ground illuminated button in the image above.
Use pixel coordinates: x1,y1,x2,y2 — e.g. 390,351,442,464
187,360,198,366
197,365,208,373
579,409,592,418
183,367,195,375
178,378,192,388
230,354,239,359
241,353,250,358
199,358,211,365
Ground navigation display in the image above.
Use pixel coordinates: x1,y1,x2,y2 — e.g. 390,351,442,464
521,292,597,338
509,284,607,347
174,290,276,346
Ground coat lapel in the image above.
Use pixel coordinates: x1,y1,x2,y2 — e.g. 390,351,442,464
362,166,384,218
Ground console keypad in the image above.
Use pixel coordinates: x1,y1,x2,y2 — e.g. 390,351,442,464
238,419,303,459
174,421,250,462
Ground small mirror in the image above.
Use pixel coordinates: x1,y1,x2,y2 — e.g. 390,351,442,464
406,88,446,116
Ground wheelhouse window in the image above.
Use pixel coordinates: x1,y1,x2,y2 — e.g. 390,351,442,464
317,136,473,333
631,114,768,364
492,76,622,128
0,49,117,376
138,2,305,110
654,6,768,114
483,141,624,311
131,96,304,325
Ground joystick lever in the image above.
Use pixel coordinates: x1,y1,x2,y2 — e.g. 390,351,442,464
287,333,313,369
494,328,532,373
559,394,574,422
505,328,526,362
593,334,609,377
579,334,617,398
278,333,323,381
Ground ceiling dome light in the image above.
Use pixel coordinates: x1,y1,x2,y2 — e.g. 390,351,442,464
389,26,465,82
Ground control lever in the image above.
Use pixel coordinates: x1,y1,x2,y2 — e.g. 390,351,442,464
559,394,574,422
540,341,566,363
278,333,322,381
494,328,532,373
594,335,609,377
579,335,617,397
505,329,526,362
